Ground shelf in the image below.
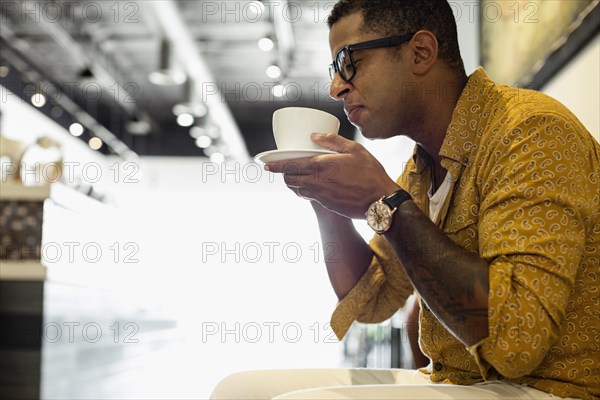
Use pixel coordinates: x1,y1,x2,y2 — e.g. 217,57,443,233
0,181,51,201
0,261,47,281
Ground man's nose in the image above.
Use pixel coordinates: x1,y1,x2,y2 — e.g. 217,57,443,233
328,74,352,100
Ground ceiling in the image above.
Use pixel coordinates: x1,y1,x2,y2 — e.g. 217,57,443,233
0,0,356,160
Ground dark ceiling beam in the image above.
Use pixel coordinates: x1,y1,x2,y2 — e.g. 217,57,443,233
27,0,156,133
0,33,139,161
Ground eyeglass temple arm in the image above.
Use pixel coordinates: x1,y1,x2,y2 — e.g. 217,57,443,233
348,33,416,51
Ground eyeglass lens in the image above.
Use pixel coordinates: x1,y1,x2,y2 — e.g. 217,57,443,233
330,48,353,81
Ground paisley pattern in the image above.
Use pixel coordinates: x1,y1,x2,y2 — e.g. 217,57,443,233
331,68,600,400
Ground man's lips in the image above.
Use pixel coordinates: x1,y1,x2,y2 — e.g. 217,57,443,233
345,106,363,123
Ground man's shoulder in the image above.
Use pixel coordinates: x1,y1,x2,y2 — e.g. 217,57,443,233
492,85,570,121
482,83,591,139
466,68,582,130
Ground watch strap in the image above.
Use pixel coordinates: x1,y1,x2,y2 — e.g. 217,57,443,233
382,189,412,210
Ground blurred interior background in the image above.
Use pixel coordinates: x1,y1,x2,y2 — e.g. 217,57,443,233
0,1,598,398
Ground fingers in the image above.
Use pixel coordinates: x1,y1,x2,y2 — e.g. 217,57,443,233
283,172,309,189
265,157,319,174
310,133,354,153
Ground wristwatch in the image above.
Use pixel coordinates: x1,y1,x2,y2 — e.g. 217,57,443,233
366,189,412,234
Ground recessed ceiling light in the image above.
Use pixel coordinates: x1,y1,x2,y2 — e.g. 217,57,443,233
148,39,187,86
69,123,84,137
148,69,187,86
210,152,225,163
88,137,102,150
177,113,195,127
126,119,151,135
272,84,285,98
258,37,274,52
31,93,46,108
195,135,212,148
266,65,281,79
190,126,205,138
247,1,265,18
173,102,208,118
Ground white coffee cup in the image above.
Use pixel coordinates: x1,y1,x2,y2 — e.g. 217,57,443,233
272,107,340,150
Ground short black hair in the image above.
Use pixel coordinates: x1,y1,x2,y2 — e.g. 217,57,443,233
327,0,465,74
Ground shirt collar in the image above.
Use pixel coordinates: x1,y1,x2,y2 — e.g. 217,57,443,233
440,67,495,169
411,67,496,180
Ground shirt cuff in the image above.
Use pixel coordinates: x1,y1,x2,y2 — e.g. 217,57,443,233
330,257,386,340
467,257,514,379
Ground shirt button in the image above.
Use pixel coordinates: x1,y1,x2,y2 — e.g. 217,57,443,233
433,362,443,372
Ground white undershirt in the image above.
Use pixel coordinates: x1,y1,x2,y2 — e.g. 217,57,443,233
428,172,453,224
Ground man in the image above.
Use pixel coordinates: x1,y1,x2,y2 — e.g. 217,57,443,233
212,0,599,399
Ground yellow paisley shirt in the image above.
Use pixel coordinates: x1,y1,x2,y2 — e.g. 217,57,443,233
330,68,600,399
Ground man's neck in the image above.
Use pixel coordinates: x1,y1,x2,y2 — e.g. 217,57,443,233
414,71,468,181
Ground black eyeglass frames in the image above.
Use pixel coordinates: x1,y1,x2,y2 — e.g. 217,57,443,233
328,33,416,82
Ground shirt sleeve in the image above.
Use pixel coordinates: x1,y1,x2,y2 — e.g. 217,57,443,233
331,171,416,340
467,112,596,379
330,234,415,339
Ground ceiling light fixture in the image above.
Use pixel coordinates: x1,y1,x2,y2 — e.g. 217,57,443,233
173,103,208,118
88,137,103,150
148,38,187,86
195,135,212,149
247,1,266,18
258,37,274,52
126,114,151,135
177,113,194,127
173,79,208,118
69,123,84,137
31,93,46,108
210,153,225,163
272,84,285,98
189,126,205,139
266,65,282,79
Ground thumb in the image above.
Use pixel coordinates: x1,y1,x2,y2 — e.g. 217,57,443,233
311,133,352,153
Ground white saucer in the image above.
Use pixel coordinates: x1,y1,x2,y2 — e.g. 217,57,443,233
254,149,337,163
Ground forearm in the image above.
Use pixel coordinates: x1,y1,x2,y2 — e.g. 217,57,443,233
384,201,489,345
312,202,373,300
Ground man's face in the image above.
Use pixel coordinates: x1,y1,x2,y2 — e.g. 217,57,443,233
328,12,415,139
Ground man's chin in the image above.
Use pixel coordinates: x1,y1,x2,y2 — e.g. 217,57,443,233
358,127,397,141
357,127,378,140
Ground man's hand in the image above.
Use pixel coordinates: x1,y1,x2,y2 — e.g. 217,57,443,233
265,133,399,219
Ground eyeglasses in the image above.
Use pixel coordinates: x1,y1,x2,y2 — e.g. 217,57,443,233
328,33,416,83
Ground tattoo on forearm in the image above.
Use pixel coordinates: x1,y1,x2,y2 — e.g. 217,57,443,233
387,204,490,345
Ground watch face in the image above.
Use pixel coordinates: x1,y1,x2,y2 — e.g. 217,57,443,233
366,201,393,233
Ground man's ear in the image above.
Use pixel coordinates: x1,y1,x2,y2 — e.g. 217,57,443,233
409,30,439,75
